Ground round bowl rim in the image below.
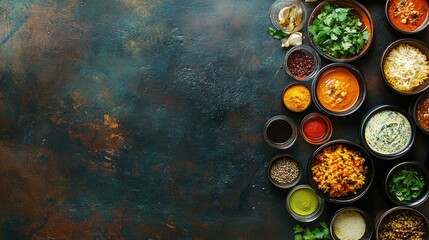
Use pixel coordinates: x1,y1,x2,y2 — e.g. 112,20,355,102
311,63,367,117
284,44,321,81
380,38,429,95
300,112,333,145
330,207,373,240
360,104,416,160
263,115,298,149
385,0,429,34
267,154,302,189
282,82,311,112
384,161,429,207
410,89,429,134
307,139,375,204
269,0,307,33
307,0,374,62
286,184,325,222
375,206,429,240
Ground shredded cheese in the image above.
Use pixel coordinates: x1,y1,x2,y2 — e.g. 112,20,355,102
383,44,429,92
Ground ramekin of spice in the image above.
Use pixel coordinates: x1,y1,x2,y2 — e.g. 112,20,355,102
263,115,298,149
268,154,302,189
286,184,325,222
300,112,333,145
285,44,321,81
282,83,311,112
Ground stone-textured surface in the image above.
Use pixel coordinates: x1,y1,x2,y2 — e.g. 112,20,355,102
0,0,428,239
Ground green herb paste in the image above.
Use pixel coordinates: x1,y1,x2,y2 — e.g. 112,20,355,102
289,188,319,215
364,110,412,154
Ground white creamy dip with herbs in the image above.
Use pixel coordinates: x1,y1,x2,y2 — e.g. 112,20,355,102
364,110,412,154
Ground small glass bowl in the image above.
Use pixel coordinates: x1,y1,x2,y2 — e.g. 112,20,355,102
284,45,321,81
330,207,373,240
263,115,298,150
267,154,302,189
269,0,307,33
286,184,324,222
300,113,332,145
282,83,311,112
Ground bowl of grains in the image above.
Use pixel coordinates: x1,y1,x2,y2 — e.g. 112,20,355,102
284,44,321,81
307,139,374,204
381,38,429,95
330,207,373,240
375,207,429,240
268,154,302,189
282,83,312,112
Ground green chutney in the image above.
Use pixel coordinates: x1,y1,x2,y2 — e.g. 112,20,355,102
289,188,319,215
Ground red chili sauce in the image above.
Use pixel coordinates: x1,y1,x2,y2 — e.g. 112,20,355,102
416,91,429,131
303,118,326,139
388,0,428,32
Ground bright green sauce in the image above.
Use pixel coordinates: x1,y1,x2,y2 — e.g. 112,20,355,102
289,188,319,215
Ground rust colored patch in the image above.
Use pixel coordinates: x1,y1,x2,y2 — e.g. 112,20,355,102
103,114,119,129
71,91,87,110
120,0,164,17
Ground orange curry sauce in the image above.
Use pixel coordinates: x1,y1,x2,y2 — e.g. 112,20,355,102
316,67,360,113
388,0,429,32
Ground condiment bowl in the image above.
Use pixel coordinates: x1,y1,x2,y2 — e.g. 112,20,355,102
285,184,325,222
267,154,302,189
282,83,311,112
385,0,429,34
360,105,416,160
263,115,298,149
409,89,429,134
330,207,373,240
384,161,429,207
269,0,307,33
284,44,321,81
307,139,374,204
311,63,366,117
381,38,429,95
374,207,429,240
300,112,333,145
307,0,374,62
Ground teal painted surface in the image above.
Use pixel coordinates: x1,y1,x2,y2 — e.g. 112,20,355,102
0,0,428,239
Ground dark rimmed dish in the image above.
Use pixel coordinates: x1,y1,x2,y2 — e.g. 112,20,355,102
311,63,366,117
286,184,325,222
269,0,307,33
410,89,429,134
385,0,429,34
375,206,429,240
385,161,429,207
330,207,373,240
263,115,298,149
381,38,429,95
360,105,415,160
282,83,311,112
307,139,374,204
267,154,302,189
307,0,374,62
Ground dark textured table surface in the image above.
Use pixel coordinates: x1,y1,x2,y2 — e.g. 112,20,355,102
0,0,428,239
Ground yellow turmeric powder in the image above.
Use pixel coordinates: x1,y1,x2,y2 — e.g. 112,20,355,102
282,84,311,112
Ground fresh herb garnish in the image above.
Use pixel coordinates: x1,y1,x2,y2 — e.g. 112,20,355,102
293,222,332,240
388,168,426,202
308,4,369,58
267,27,290,40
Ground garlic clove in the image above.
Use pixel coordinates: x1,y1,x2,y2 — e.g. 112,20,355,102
278,6,292,22
289,32,303,46
281,37,291,48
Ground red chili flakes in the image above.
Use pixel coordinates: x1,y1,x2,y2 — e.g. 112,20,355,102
287,51,316,77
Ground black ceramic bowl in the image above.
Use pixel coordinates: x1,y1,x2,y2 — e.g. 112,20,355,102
330,207,373,240
311,63,366,117
381,39,429,95
375,207,429,240
308,0,374,62
385,161,429,207
385,0,429,34
267,154,302,189
360,105,415,160
307,139,374,204
410,88,429,135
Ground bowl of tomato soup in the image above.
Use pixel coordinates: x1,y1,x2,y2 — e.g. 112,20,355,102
386,0,429,34
312,63,366,117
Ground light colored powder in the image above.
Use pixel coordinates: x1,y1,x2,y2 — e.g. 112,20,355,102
333,210,366,240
